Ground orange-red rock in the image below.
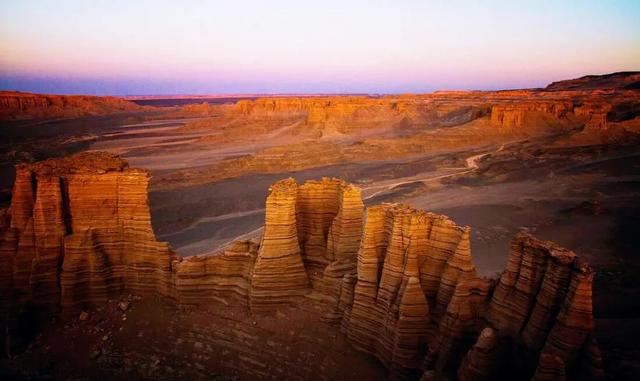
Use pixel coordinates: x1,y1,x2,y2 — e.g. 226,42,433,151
457,327,499,381
0,154,605,381
174,240,257,306
1,152,178,313
249,178,309,310
0,91,147,120
341,203,474,373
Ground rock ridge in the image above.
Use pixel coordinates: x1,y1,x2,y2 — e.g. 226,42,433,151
0,153,603,380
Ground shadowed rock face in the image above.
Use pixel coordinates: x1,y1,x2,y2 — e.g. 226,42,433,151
0,152,604,380
545,71,640,91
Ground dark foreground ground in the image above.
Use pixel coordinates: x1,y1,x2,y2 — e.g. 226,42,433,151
0,294,386,381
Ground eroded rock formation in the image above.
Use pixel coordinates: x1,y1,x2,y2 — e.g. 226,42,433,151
174,240,257,305
0,91,146,120
250,179,309,310
0,153,604,380
0,158,363,313
338,204,476,375
0,152,177,313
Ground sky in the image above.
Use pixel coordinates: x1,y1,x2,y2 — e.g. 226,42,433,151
0,0,639,95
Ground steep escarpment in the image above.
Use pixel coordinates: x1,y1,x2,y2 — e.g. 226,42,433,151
0,153,604,380
0,91,146,120
250,177,364,310
0,159,364,313
249,178,309,309
546,71,640,91
157,88,640,190
338,204,475,374
0,152,177,313
485,233,603,379
416,233,604,380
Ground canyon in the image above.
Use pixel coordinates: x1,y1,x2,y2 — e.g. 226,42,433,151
0,91,149,121
0,72,639,380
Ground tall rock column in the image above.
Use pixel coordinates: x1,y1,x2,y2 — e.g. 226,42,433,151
30,175,66,310
250,178,309,310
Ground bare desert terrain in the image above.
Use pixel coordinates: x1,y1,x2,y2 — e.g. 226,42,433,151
1,72,640,380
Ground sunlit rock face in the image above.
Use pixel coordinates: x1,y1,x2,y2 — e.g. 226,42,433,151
0,152,604,380
0,91,145,120
0,152,177,314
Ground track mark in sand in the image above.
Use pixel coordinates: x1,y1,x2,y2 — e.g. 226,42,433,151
159,209,265,239
180,144,508,256
200,226,265,256
362,144,506,201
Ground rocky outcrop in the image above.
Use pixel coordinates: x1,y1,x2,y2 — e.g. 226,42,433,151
296,178,364,306
545,71,640,91
490,101,574,128
174,240,257,305
336,224,602,380
249,179,309,310
0,154,604,380
251,177,364,310
457,327,500,381
574,102,612,131
0,161,365,314
340,204,476,374
470,233,604,380
0,152,178,313
0,91,146,120
424,278,493,373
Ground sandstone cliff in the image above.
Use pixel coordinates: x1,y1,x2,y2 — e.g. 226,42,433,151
0,91,147,120
0,159,365,313
0,152,177,313
336,204,476,375
158,88,639,190
249,179,309,310
545,71,640,91
0,153,604,380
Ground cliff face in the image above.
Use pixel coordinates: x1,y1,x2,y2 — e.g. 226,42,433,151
174,240,257,305
328,208,603,379
489,101,574,128
0,166,364,313
421,233,603,380
0,153,604,380
545,71,640,91
0,152,177,313
0,91,146,120
338,204,475,373
249,179,309,309
214,96,488,137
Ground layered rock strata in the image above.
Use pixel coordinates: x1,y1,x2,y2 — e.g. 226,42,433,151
0,153,178,313
251,177,364,310
0,161,365,313
0,91,145,120
249,179,309,310
332,221,603,380
456,327,500,381
295,178,363,304
174,240,257,305
0,153,604,380
339,204,476,374
414,233,604,380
